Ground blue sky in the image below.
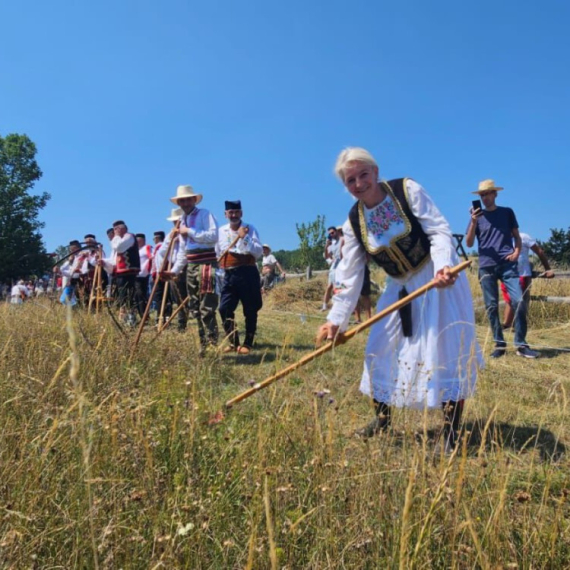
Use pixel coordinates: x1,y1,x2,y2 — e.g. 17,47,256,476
1,0,569,254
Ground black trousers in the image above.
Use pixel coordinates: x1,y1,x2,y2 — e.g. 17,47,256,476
135,275,150,317
115,273,136,310
219,266,263,347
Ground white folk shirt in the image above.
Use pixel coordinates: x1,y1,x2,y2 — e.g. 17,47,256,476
328,179,454,330
171,207,218,274
155,231,183,271
102,233,136,274
216,223,263,261
60,254,88,280
138,245,153,278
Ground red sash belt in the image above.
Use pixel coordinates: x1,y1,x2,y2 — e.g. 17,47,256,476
219,252,256,269
186,248,216,264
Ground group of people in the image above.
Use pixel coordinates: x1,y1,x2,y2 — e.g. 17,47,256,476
50,188,286,355
11,146,556,452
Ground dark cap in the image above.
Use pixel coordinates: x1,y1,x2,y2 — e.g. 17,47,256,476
112,220,126,227
135,233,146,239
225,200,242,211
69,240,81,248
84,233,96,240
154,231,165,240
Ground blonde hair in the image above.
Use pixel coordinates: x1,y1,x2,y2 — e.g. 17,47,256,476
334,147,379,182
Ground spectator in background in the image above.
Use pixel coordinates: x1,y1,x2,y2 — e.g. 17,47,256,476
466,179,538,359
501,232,554,329
260,244,285,293
321,226,342,311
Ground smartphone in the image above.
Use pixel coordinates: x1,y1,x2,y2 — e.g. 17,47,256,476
472,199,482,212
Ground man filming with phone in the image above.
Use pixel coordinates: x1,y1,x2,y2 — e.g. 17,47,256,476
466,179,539,359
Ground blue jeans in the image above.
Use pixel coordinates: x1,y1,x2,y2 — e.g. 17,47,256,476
479,262,527,347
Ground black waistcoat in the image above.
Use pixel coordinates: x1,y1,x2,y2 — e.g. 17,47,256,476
348,178,431,278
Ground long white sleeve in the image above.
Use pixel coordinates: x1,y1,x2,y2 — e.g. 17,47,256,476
406,180,454,274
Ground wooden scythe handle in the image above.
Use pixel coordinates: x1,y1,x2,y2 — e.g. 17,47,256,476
225,260,471,408
131,219,182,355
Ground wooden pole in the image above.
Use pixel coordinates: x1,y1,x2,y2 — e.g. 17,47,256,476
218,232,242,264
131,220,181,355
225,260,472,408
155,295,190,336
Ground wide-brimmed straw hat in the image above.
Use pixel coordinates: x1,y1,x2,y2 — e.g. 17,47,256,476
472,179,504,194
170,185,203,205
166,207,183,222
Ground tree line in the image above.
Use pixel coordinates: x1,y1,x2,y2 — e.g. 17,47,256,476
2,131,569,281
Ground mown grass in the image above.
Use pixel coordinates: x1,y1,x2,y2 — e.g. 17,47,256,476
1,268,570,569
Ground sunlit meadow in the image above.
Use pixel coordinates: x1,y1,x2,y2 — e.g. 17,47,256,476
1,265,570,568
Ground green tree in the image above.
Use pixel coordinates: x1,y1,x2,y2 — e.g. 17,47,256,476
295,214,328,271
0,133,51,281
539,228,570,267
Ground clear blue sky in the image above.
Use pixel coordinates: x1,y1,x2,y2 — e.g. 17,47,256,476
1,0,569,253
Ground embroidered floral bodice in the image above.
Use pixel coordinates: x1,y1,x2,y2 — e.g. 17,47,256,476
364,194,405,248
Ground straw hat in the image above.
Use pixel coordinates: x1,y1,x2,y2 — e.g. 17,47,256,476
262,244,271,251
472,179,504,195
166,207,183,222
170,184,203,205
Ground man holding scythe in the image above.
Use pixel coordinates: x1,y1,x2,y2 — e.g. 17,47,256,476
165,185,219,354
216,200,264,354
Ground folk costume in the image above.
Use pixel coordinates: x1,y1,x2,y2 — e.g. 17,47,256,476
329,178,482,429
102,224,140,324
136,236,153,319
156,221,189,331
217,201,263,352
59,241,88,306
171,194,219,348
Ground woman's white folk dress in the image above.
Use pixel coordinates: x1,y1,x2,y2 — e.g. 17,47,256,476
328,179,483,409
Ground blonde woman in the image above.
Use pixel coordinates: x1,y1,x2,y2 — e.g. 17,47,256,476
318,148,482,451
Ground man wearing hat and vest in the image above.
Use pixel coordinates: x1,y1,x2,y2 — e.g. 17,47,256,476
466,179,538,359
99,220,140,326
217,200,263,354
155,208,189,331
167,186,219,352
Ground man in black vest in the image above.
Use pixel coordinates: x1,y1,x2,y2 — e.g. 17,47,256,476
99,220,140,326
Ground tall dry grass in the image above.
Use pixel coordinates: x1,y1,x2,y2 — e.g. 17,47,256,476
1,271,570,568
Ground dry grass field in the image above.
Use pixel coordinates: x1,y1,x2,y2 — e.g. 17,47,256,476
1,267,570,569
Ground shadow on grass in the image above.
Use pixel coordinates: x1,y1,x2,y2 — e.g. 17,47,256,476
531,348,570,359
420,421,566,461
465,420,566,461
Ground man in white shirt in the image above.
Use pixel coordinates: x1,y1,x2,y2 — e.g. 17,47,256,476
99,221,140,326
135,233,153,319
165,185,219,352
216,200,264,354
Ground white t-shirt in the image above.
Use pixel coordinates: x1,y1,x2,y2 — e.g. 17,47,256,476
517,232,536,277
262,254,277,267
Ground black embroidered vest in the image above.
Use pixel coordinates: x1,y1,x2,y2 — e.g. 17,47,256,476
348,178,431,278
116,234,141,275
